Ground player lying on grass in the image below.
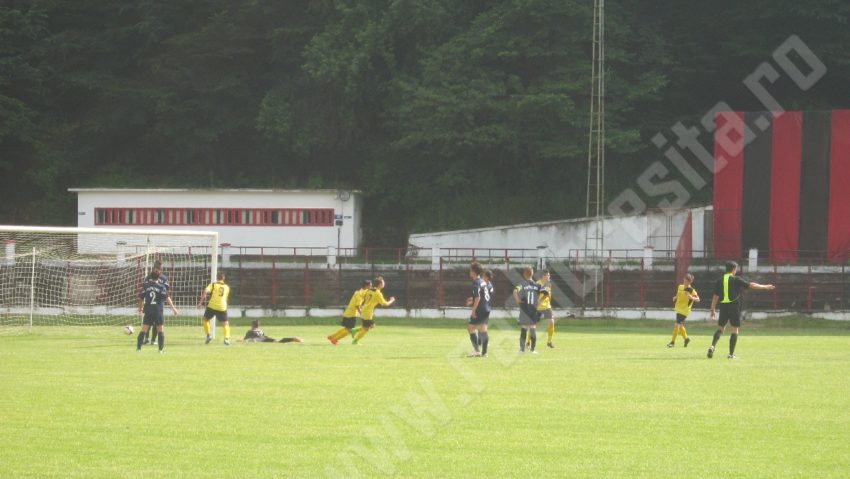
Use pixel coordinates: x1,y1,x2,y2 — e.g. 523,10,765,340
708,261,775,359
244,320,302,344
136,271,179,353
668,272,699,348
352,276,395,345
465,262,492,357
327,280,371,345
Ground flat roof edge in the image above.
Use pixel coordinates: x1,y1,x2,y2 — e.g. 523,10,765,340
69,188,362,194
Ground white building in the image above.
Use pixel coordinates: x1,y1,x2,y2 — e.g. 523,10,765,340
408,206,710,259
70,188,362,250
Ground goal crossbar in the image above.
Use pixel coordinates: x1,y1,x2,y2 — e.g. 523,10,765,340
0,225,219,282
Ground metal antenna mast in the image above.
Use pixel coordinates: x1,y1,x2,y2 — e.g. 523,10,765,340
584,0,605,303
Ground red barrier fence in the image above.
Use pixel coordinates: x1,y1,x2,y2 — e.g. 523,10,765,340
216,250,850,312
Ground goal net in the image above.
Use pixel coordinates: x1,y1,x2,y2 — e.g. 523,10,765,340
0,226,218,331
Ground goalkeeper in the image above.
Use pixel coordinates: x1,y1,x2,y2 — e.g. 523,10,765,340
243,320,302,344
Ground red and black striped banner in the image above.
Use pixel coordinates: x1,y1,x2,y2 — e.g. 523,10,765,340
713,109,850,263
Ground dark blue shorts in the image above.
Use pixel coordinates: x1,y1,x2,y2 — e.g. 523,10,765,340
143,311,164,326
518,304,540,326
468,311,490,325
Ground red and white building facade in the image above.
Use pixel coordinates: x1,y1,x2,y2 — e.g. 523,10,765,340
70,188,362,249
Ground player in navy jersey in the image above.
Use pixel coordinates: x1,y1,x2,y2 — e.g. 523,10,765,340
142,260,174,346
136,271,179,353
483,269,495,306
465,262,492,357
513,266,541,353
482,269,495,352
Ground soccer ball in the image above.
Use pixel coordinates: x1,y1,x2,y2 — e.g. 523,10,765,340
124,325,135,335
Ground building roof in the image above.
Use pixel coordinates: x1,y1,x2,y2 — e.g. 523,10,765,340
69,188,361,195
409,205,712,238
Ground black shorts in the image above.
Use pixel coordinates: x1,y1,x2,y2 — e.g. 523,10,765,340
718,304,742,328
675,313,687,324
143,311,164,326
203,308,228,322
468,311,490,325
341,317,357,329
362,319,375,329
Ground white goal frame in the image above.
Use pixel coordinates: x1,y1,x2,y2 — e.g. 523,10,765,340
0,225,218,332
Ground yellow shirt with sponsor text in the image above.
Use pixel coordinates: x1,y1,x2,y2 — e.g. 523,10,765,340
360,288,390,320
343,288,368,318
674,284,697,316
205,281,230,312
537,281,552,311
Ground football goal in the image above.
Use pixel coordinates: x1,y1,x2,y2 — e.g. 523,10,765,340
0,225,218,331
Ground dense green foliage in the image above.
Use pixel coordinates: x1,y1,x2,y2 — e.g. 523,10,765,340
2,1,849,243
2,319,849,477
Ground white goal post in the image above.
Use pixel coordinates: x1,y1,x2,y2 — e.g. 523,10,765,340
0,225,218,331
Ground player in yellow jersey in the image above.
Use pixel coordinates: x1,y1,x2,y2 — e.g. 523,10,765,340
326,280,371,345
352,276,395,345
667,273,699,348
537,269,557,348
198,272,232,345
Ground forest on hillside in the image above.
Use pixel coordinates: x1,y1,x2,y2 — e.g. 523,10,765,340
2,0,848,245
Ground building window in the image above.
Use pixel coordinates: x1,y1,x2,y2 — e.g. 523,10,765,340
94,207,337,227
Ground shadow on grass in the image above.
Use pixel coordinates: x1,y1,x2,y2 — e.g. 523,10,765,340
629,356,705,361
16,316,850,338
243,315,850,333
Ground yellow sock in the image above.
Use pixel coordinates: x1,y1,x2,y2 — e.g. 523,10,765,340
223,323,230,339
680,325,688,340
671,325,679,343
332,328,350,340
354,328,369,342
203,320,211,336
547,323,555,342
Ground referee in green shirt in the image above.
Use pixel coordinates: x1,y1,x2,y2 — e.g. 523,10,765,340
708,261,775,359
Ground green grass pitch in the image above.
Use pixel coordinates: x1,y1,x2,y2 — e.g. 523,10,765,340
1,317,849,478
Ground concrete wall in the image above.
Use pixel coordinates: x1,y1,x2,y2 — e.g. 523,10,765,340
72,189,361,249
409,207,710,258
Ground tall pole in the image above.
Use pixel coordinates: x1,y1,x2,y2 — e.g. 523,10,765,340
584,0,605,304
